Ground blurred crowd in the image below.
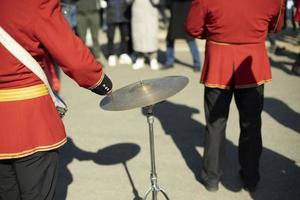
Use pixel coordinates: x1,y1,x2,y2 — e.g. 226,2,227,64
51,0,300,94
59,0,203,72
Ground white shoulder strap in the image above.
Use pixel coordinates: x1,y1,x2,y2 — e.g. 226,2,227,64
0,26,65,108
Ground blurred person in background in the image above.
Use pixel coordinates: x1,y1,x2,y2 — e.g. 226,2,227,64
294,0,300,27
105,0,133,67
74,0,102,60
285,0,298,30
0,0,113,199
131,0,161,70
99,0,109,31
157,0,169,30
61,0,78,33
292,0,300,75
267,33,286,54
165,0,202,72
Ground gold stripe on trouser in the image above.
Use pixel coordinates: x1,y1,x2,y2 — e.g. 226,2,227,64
0,84,49,102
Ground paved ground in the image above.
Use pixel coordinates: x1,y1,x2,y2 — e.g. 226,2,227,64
54,28,300,200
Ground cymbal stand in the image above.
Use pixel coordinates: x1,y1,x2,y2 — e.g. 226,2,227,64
143,105,170,200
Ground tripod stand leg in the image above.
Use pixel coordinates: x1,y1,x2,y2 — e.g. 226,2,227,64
159,188,170,200
143,187,169,200
143,187,152,200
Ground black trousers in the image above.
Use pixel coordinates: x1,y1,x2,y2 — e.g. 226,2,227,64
0,150,59,200
201,85,264,186
107,22,131,56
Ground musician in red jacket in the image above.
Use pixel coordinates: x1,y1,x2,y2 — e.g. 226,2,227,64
0,0,113,199
185,0,285,192
295,0,300,23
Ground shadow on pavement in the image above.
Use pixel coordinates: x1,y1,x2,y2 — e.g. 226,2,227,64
93,143,142,200
143,100,300,200
55,138,142,200
269,57,295,75
157,49,195,70
273,29,300,46
55,137,95,200
264,97,300,133
268,28,299,76
269,47,298,76
273,47,298,60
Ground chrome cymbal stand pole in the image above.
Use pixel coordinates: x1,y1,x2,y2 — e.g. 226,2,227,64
143,105,170,200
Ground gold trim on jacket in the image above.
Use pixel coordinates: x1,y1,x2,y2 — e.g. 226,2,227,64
0,138,67,160
0,84,48,102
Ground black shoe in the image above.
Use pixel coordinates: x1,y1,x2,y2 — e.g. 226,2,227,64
292,64,300,76
274,47,286,55
193,68,201,72
164,63,174,69
268,45,277,53
239,170,257,193
199,177,219,192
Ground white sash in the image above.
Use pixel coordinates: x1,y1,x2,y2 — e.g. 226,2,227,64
0,26,66,110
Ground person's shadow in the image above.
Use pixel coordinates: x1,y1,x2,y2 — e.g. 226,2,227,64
55,138,142,200
142,101,204,178
93,143,143,200
269,56,296,75
142,100,300,199
55,137,96,200
142,101,242,192
264,97,300,133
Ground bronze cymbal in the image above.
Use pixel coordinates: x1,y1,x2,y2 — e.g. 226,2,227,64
100,76,189,111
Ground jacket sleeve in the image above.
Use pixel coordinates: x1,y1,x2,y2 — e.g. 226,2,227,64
33,0,112,95
269,0,286,33
185,0,207,39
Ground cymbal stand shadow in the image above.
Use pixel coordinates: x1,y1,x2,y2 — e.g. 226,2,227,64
143,105,170,200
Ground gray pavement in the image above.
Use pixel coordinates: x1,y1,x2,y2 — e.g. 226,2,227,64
54,28,300,200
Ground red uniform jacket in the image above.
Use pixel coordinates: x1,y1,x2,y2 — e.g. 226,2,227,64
0,0,106,159
185,0,285,89
295,0,300,22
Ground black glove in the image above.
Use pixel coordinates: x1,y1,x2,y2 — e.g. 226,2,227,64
91,74,113,95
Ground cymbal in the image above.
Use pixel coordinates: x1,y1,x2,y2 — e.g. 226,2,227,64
100,76,189,111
